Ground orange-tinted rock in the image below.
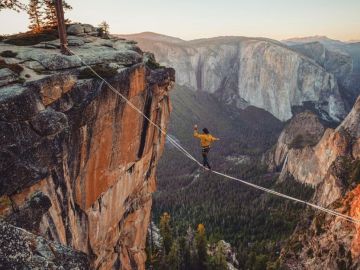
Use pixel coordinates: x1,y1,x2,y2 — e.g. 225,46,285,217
37,74,76,106
349,185,360,256
0,34,174,269
0,65,174,270
280,97,360,269
129,65,146,98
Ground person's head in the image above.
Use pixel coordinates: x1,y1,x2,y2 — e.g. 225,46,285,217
203,128,209,134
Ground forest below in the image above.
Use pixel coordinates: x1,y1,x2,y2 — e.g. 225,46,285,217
151,85,315,269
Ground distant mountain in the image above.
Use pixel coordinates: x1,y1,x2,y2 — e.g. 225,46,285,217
117,31,184,44
285,37,360,106
283,36,347,51
118,33,347,122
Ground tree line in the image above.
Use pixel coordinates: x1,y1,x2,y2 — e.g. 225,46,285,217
1,0,111,38
1,0,72,32
147,212,229,270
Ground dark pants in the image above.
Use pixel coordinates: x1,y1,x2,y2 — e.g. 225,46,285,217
202,147,211,169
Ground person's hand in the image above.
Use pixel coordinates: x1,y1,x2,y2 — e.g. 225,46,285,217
194,124,198,130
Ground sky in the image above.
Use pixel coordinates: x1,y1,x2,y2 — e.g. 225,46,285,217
0,0,360,41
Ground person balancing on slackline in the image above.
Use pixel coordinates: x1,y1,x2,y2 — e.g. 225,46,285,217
193,125,220,170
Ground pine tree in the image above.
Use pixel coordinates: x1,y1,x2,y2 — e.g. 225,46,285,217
186,226,198,270
159,212,173,255
195,224,208,270
178,236,191,270
0,0,25,11
166,241,181,270
28,0,44,32
98,21,110,38
42,0,72,28
208,241,228,270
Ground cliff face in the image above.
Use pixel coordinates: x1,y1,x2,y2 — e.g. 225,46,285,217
290,42,353,88
279,97,360,269
284,36,360,107
119,34,346,121
278,97,360,206
0,25,174,269
263,111,326,172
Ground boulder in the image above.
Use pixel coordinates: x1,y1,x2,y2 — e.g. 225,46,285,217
82,24,97,33
67,24,85,35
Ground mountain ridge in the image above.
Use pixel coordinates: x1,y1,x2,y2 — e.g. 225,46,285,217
118,32,347,122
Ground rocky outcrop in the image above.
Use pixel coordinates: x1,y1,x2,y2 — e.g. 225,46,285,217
280,96,360,269
279,97,360,205
3,191,51,234
119,33,346,121
264,111,325,172
0,221,89,269
0,29,174,269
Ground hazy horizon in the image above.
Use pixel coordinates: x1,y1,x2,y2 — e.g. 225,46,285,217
0,0,359,42
117,32,360,43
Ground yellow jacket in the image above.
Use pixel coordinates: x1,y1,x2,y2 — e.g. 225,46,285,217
194,130,218,147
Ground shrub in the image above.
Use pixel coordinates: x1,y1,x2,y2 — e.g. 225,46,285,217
4,29,58,46
0,50,18,58
146,59,162,70
145,54,165,70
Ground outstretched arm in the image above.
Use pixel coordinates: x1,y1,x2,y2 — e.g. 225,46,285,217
211,135,220,141
193,125,200,138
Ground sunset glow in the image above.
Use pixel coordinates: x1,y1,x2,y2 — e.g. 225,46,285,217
1,0,359,41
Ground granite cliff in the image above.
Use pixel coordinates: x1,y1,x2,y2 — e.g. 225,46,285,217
119,33,347,122
276,96,360,269
284,36,360,107
0,24,174,269
263,111,326,172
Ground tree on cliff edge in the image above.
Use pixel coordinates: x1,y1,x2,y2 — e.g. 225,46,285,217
98,21,110,38
28,0,44,32
0,0,25,11
42,0,72,28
